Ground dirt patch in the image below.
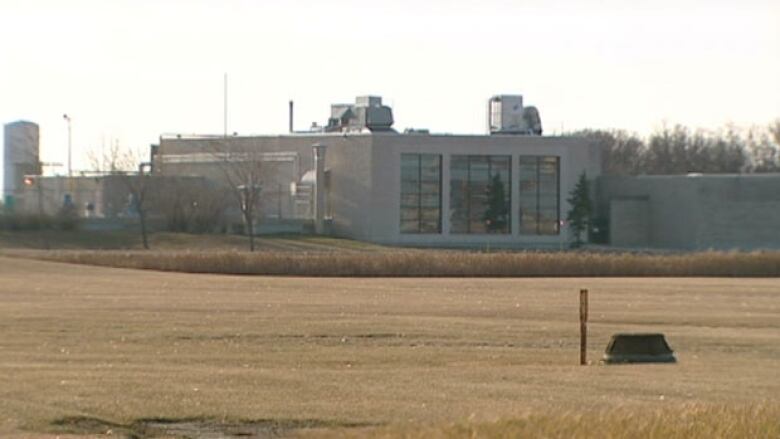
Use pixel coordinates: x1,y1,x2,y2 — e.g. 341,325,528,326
51,416,370,438
50,417,132,437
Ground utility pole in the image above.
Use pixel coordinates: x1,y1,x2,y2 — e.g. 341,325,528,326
224,73,228,137
63,114,73,196
63,114,72,178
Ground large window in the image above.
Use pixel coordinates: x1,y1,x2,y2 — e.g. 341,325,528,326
518,156,560,235
400,154,442,233
450,155,511,234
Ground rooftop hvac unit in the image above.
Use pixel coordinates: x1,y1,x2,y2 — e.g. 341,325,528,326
326,96,395,133
488,95,542,135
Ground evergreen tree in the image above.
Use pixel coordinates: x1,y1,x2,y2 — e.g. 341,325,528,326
566,172,592,247
483,174,509,233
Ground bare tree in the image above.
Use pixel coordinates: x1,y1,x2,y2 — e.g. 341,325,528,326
87,141,124,174
771,119,780,146
155,178,230,233
88,144,153,249
212,140,266,251
573,129,645,176
745,122,780,173
130,160,153,250
642,125,746,174
574,124,768,176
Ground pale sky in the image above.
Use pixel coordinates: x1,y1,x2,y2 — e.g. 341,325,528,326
1,0,778,184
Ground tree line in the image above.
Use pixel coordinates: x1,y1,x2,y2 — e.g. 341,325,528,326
573,120,780,176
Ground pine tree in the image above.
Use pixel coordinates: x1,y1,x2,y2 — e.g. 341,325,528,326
566,172,592,247
483,174,509,233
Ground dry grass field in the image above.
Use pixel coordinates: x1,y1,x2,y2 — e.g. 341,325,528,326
8,249,780,278
0,256,778,438
0,230,388,252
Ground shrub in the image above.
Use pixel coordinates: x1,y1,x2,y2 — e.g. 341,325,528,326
0,213,55,231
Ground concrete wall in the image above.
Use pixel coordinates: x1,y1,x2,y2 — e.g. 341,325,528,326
323,136,374,239
598,174,780,250
157,134,375,235
158,135,318,223
14,175,131,218
693,175,780,249
156,133,599,247
609,198,650,247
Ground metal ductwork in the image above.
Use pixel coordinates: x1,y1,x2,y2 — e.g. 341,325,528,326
326,96,395,133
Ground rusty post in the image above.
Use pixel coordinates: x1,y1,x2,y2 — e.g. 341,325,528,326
580,288,588,365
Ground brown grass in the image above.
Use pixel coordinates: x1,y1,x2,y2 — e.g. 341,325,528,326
306,404,780,439
1,256,778,437
9,248,780,277
0,230,388,252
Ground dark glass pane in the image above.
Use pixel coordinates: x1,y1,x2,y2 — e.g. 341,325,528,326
518,155,559,236
538,209,559,234
401,180,418,194
401,155,420,181
421,194,440,208
400,193,419,206
450,154,512,234
400,219,419,233
469,218,486,234
420,219,440,233
420,208,440,221
420,154,440,171
519,213,538,234
420,181,440,194
400,207,420,221
490,156,511,234
401,154,419,166
401,153,441,234
450,155,469,233
539,195,558,210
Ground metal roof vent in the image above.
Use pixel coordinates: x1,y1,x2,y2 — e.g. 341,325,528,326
326,96,395,133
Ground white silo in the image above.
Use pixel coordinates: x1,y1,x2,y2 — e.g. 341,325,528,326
3,121,41,198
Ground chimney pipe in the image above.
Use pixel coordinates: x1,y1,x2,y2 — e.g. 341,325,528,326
313,143,327,234
289,100,294,133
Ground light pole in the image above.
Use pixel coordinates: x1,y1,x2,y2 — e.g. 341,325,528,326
62,114,72,179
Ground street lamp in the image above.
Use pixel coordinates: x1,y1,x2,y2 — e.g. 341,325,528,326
62,114,72,179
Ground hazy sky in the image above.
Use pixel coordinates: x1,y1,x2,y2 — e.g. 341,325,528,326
1,0,778,180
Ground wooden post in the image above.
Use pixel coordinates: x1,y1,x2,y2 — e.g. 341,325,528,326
580,288,588,365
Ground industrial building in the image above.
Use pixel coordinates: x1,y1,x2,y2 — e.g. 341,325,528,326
154,95,600,247
4,95,779,250
598,174,780,250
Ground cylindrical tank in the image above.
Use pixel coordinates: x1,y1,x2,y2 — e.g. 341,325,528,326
3,120,40,197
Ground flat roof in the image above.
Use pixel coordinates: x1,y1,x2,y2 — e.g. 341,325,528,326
601,173,780,180
160,132,576,141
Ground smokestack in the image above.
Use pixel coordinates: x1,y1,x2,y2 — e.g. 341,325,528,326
289,100,294,133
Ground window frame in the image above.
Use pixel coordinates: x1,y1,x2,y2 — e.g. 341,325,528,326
518,155,560,236
450,154,512,235
400,153,442,234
